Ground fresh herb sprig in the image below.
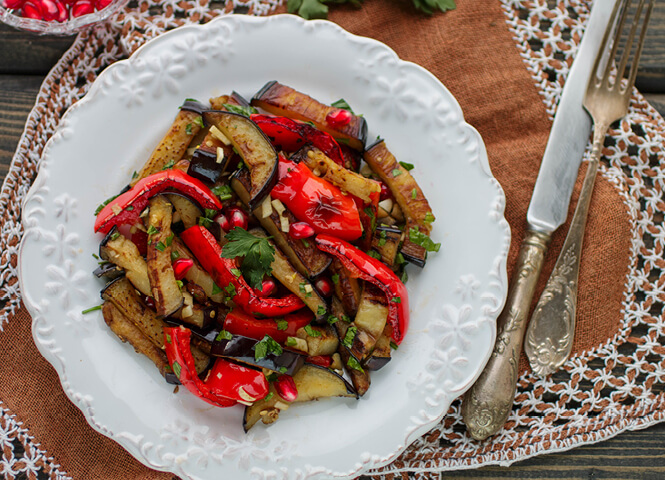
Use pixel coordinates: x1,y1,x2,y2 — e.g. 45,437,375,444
221,227,275,290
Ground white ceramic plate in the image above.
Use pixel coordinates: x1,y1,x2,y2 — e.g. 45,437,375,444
19,14,510,480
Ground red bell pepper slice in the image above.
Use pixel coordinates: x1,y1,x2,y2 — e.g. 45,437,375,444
206,357,269,404
223,308,313,344
250,114,345,166
314,234,409,344
271,158,363,242
94,169,222,234
180,226,305,317
163,326,236,407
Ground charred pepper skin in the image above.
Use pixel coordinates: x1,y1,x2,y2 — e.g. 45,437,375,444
314,234,409,344
250,114,345,166
94,169,222,234
224,308,313,344
179,225,306,317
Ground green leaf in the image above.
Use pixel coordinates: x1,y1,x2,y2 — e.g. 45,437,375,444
412,0,456,15
81,305,102,314
287,0,329,19
185,123,193,135
399,161,415,171
212,185,233,201
222,103,258,118
172,361,182,379
194,116,205,128
331,98,355,114
94,194,119,216
221,228,276,290
286,337,298,347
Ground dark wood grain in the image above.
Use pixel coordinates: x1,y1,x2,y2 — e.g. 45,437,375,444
0,5,664,479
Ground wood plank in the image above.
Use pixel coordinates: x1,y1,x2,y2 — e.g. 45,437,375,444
0,75,42,181
637,0,665,93
0,24,75,75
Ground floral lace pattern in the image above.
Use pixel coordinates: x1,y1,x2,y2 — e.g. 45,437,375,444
1,0,665,478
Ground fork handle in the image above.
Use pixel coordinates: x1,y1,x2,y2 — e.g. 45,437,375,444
462,229,550,440
524,124,608,378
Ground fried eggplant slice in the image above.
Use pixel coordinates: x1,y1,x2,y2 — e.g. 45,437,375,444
203,110,278,210
370,224,403,268
131,107,204,186
331,297,371,396
171,238,225,304
101,276,209,374
251,81,367,151
102,301,170,377
364,140,436,267
295,324,339,356
146,195,183,317
99,229,151,296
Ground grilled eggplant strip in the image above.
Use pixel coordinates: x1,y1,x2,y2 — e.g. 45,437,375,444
102,277,209,374
295,324,338,356
250,228,328,319
330,259,362,317
363,140,435,267
331,297,371,396
100,232,151,297
131,108,204,186
102,301,170,377
147,195,183,317
251,81,367,151
231,168,331,278
167,194,202,230
371,225,402,268
364,325,392,371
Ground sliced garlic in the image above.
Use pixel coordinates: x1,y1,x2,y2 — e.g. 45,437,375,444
209,125,232,145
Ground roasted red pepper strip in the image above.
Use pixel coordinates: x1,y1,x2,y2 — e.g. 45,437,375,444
314,234,409,344
250,114,345,166
271,158,363,242
94,169,222,234
224,308,313,344
163,326,236,407
180,225,305,316
206,357,269,404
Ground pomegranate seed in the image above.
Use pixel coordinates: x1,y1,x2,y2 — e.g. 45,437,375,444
306,355,333,368
143,295,155,309
325,108,352,128
314,277,333,297
94,0,111,8
213,213,231,233
21,0,42,18
3,0,25,9
289,222,315,239
172,258,194,280
54,0,67,20
227,207,249,230
38,0,59,20
255,278,276,297
379,181,392,202
273,375,298,402
71,0,93,17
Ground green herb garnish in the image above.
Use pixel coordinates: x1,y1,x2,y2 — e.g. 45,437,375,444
331,98,355,114
221,228,275,290
81,305,102,314
347,356,364,373
399,161,415,171
342,326,357,347
194,116,205,128
211,185,233,201
185,123,193,135
409,227,441,252
215,330,233,341
94,194,119,216
254,335,283,361
222,103,258,118
275,318,288,331
304,325,321,337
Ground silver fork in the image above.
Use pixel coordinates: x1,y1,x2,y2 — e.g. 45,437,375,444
524,0,655,378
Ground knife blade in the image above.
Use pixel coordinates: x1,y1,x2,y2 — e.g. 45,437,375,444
461,0,618,441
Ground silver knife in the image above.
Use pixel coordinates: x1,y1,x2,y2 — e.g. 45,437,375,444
461,0,618,441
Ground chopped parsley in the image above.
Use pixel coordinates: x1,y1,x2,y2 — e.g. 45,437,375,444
215,329,233,341
171,251,180,261
331,274,339,285
399,161,415,171
424,212,435,223
286,337,298,347
254,335,283,361
390,341,399,350
347,356,364,373
327,315,338,325
316,305,326,316
185,123,193,135
172,361,182,379
155,241,166,252
222,103,258,118
194,116,205,128
331,98,355,114
275,318,288,331
411,188,418,199
81,305,102,314
391,296,402,304
304,325,321,337
409,227,441,252
391,168,403,177
211,184,233,201
146,225,158,236
342,326,357,347
94,194,119,216
211,282,223,296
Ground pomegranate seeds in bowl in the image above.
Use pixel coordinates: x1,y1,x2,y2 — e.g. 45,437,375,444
0,0,127,34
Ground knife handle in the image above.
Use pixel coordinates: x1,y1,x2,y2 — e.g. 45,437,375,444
461,229,550,441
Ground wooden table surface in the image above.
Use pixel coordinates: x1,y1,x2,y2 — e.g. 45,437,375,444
1,3,664,479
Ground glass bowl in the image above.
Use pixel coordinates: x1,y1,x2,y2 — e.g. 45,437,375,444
0,0,128,35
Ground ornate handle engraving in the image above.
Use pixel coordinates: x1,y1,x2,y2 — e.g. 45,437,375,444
462,229,550,441
525,126,605,378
